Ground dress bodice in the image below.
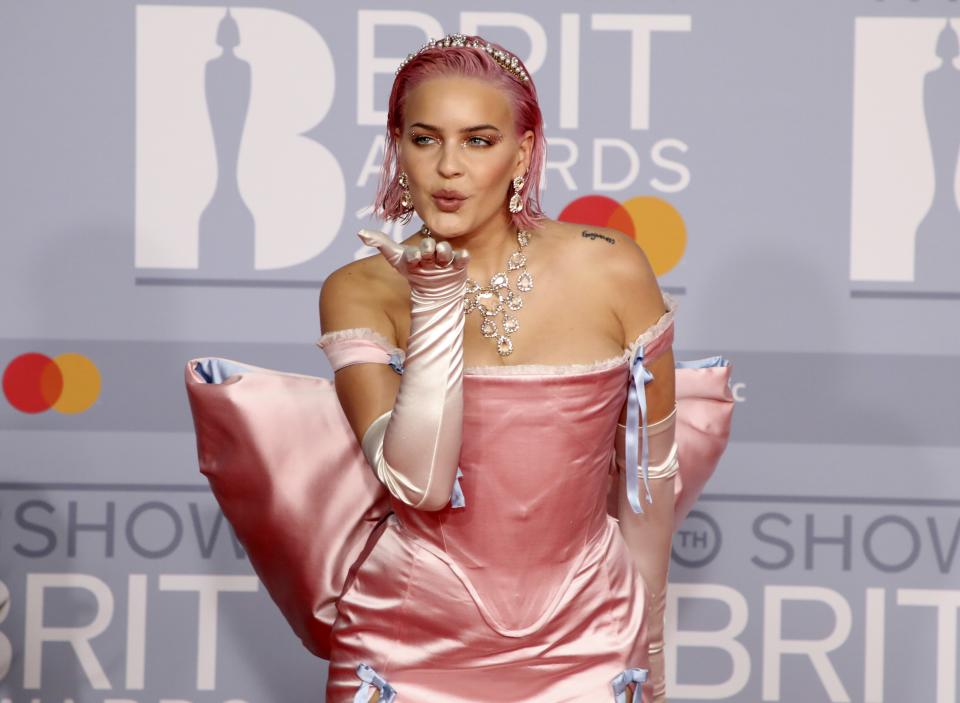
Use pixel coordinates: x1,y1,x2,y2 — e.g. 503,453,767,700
398,361,631,634
315,292,677,634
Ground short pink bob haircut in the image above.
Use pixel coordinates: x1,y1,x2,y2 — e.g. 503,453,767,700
374,34,547,231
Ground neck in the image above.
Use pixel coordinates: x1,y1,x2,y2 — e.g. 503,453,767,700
423,211,519,283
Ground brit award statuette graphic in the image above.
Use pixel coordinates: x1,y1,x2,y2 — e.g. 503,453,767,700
850,17,960,295
134,6,344,283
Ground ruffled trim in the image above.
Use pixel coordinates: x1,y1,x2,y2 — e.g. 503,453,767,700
314,326,403,355
464,291,677,376
463,355,628,376
315,292,677,378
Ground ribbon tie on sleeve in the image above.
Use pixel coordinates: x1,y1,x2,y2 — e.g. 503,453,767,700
387,351,404,375
610,666,648,703
625,343,655,514
353,663,397,703
450,466,466,508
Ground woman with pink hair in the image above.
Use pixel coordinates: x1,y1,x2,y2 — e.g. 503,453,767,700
317,33,679,703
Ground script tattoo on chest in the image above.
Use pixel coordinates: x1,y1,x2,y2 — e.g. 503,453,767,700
581,230,615,245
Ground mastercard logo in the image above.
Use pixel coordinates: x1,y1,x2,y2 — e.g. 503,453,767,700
2,352,101,414
558,195,687,275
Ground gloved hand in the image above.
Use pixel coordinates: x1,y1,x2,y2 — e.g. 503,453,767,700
614,405,679,703
355,228,470,511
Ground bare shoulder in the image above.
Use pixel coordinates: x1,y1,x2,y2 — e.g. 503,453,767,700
318,251,407,445
318,252,404,344
538,219,648,269
537,219,666,340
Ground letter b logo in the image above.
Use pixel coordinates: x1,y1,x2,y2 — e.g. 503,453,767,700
135,5,345,274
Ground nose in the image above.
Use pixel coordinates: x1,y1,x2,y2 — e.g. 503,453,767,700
436,140,464,179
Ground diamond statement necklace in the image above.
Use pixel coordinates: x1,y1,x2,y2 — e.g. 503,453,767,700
423,226,533,357
465,228,533,357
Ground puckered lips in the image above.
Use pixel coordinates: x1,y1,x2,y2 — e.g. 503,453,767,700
432,189,468,212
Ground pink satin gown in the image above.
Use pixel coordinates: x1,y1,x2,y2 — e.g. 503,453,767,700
318,293,677,703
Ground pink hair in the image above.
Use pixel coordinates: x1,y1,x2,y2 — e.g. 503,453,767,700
374,35,546,231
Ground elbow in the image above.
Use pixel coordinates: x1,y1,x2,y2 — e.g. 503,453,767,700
360,415,458,511
392,475,454,512
413,489,453,512
377,458,454,512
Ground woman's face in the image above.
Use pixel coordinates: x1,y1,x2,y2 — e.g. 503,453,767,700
396,76,533,237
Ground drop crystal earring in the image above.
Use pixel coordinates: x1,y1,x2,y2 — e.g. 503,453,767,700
397,171,414,224
508,174,525,214
399,172,414,209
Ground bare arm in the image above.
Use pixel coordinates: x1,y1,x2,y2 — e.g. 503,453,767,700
594,227,677,703
319,230,470,511
318,264,402,447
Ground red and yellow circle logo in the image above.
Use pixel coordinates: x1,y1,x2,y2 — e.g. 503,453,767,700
559,195,687,275
2,352,101,414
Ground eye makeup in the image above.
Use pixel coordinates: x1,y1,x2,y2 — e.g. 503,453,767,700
407,125,504,149
466,133,504,147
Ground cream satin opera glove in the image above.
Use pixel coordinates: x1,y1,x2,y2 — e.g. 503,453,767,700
355,228,470,511
614,405,679,703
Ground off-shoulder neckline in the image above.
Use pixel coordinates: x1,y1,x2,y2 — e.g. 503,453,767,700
316,292,677,378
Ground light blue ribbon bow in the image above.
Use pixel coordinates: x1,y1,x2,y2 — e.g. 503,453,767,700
450,466,466,508
624,343,655,514
354,663,397,703
387,351,404,375
610,667,648,703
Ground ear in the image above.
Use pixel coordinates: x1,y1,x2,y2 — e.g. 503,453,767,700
514,129,535,178
393,126,404,159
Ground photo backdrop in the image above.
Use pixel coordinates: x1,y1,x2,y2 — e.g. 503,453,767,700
1,1,958,701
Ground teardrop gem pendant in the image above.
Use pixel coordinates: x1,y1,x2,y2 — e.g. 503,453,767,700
462,229,532,357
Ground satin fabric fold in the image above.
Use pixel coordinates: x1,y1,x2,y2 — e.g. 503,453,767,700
326,362,650,702
181,288,734,701
183,358,392,659
674,359,735,523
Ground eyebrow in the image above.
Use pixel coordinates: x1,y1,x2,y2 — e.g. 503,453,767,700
409,122,502,133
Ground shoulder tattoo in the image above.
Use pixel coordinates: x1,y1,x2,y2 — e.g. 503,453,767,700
581,230,615,245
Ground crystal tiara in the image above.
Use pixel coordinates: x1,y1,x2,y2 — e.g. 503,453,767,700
395,33,530,82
